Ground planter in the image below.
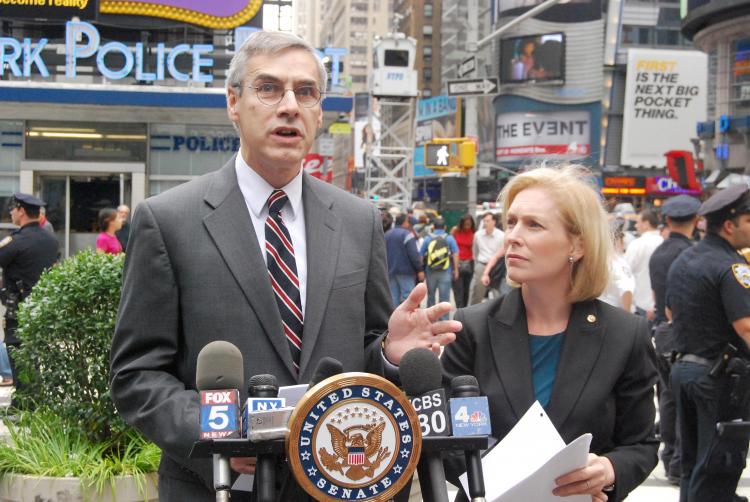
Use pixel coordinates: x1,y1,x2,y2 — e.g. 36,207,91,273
0,472,158,502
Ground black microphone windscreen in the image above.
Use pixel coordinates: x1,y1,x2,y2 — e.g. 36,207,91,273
196,340,244,391
248,374,277,388
309,357,343,386
400,348,442,396
451,375,480,397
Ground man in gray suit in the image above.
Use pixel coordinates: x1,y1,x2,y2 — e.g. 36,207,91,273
109,31,460,501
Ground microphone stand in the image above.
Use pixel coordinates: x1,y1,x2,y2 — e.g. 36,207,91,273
191,436,489,502
212,453,232,502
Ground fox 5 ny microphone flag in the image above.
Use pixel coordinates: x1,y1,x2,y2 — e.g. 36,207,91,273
200,389,241,439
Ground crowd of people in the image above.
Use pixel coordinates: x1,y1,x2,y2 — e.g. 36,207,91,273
381,180,750,502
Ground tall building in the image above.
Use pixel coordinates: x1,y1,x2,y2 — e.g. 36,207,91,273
293,0,322,45
393,0,442,97
317,0,391,93
683,0,750,175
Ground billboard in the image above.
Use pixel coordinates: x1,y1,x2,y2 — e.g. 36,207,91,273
99,0,262,29
495,0,601,22
0,0,97,20
621,49,707,168
414,96,461,177
499,33,565,85
495,110,590,161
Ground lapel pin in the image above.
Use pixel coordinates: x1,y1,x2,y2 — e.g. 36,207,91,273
586,314,596,323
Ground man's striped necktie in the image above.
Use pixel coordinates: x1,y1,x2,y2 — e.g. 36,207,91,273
265,190,303,372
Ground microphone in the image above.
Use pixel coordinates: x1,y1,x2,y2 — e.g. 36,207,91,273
450,375,490,502
247,374,281,502
400,348,450,502
308,356,343,387
196,340,244,502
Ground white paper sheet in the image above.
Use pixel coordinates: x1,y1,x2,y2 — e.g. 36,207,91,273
460,401,592,502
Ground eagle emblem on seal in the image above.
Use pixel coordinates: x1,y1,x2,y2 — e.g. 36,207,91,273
319,421,391,481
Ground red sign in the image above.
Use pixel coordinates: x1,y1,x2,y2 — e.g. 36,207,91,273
303,153,333,183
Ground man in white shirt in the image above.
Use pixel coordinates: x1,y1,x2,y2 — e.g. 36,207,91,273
469,212,504,305
625,208,663,318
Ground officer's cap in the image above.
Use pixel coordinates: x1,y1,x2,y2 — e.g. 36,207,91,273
661,195,701,219
10,193,46,208
698,185,750,220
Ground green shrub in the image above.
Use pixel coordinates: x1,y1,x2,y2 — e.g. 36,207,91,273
13,250,127,444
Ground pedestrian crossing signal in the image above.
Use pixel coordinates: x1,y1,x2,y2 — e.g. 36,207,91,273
425,143,452,169
424,138,477,172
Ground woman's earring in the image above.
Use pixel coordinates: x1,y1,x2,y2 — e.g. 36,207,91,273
569,256,574,264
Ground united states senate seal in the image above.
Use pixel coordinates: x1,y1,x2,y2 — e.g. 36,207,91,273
287,373,421,501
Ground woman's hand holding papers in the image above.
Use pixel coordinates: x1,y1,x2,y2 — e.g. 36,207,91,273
552,453,615,499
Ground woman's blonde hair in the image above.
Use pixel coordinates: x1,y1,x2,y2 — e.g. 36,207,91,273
500,164,612,302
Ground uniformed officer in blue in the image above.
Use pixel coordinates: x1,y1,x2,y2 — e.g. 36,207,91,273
649,194,701,484
0,193,58,402
666,185,750,502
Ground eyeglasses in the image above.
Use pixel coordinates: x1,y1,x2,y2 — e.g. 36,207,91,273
242,83,323,108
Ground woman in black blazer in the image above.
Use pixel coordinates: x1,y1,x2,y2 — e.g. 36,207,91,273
442,165,658,501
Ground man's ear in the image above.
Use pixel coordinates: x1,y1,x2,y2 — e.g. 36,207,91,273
227,88,239,121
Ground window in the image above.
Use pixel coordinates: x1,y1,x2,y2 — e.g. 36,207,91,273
423,46,433,63
621,25,651,45
423,25,433,37
731,39,750,116
25,121,147,162
385,49,410,67
424,4,433,17
423,68,432,82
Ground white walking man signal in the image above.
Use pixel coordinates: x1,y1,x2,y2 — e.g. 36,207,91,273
436,145,449,166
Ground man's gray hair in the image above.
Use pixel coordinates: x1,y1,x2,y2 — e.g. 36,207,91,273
226,31,328,95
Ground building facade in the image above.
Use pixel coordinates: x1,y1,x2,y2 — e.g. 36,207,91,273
683,0,750,178
393,0,442,97
0,3,352,256
317,0,391,94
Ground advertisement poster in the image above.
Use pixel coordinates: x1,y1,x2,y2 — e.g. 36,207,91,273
621,49,707,168
414,95,461,178
495,110,590,161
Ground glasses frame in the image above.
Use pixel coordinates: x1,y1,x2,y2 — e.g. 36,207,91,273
239,83,324,108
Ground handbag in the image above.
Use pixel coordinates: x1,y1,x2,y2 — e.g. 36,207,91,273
458,260,474,275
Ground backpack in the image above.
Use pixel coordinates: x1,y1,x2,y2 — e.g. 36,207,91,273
425,235,451,271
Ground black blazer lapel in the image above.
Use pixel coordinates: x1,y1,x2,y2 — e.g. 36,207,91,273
298,174,341,375
489,288,536,420
202,160,296,379
546,300,605,428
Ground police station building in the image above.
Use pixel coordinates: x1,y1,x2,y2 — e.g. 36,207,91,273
0,2,350,256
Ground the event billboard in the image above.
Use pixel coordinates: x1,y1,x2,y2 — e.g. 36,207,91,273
620,48,707,168
495,110,590,162
414,96,461,178
499,33,565,85
494,0,601,23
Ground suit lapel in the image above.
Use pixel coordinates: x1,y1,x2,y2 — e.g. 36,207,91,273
546,300,604,428
489,288,535,420
202,160,296,379
298,174,341,375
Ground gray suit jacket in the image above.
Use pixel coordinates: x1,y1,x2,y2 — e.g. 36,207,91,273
109,158,393,496
441,289,659,502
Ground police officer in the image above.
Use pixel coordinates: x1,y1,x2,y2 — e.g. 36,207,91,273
666,185,750,502
649,194,701,483
0,193,58,402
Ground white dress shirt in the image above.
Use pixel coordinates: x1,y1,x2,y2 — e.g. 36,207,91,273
624,230,662,311
599,253,635,311
473,228,505,264
235,155,308,315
